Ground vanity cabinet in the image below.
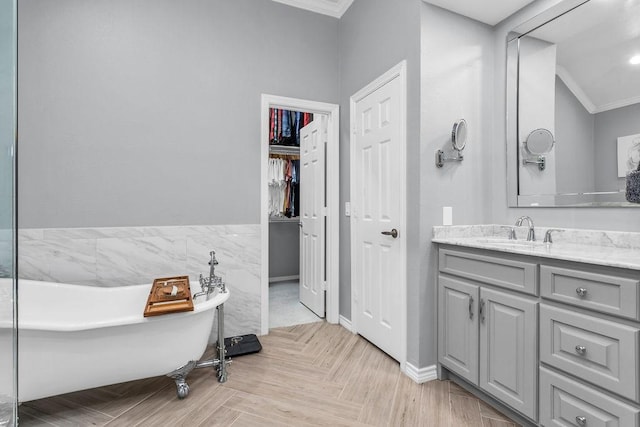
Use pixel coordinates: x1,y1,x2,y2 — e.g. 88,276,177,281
437,245,640,426
438,249,538,420
480,288,537,419
438,275,479,384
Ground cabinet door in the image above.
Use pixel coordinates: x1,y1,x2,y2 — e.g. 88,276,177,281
479,288,537,420
438,275,479,384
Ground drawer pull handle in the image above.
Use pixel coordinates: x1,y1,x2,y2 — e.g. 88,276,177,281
576,287,588,297
575,345,587,355
479,299,485,323
468,296,474,319
576,415,587,426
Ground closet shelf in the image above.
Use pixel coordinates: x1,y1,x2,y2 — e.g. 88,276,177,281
269,145,300,154
269,217,300,223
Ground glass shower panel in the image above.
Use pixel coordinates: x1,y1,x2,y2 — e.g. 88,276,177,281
0,0,17,425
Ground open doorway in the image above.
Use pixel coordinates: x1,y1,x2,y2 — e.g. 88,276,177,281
260,95,339,335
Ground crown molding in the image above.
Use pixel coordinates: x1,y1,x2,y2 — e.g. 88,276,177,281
272,0,354,18
557,65,639,114
556,65,596,114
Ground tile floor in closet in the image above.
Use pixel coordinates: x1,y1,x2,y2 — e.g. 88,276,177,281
269,279,322,329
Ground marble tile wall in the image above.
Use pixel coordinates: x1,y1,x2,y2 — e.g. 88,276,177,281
14,225,261,338
0,229,12,278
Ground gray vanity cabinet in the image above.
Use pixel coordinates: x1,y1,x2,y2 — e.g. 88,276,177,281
480,287,537,420
438,275,479,384
438,248,538,421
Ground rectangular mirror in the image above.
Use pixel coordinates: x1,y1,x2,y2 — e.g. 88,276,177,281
507,0,640,207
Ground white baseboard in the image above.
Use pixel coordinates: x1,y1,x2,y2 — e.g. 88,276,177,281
339,315,355,333
269,275,300,283
404,362,438,384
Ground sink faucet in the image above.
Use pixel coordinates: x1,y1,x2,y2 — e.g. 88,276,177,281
515,216,535,241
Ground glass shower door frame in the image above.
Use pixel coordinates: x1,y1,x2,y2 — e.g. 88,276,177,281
11,0,18,420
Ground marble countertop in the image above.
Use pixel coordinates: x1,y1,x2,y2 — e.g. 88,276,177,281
432,225,640,271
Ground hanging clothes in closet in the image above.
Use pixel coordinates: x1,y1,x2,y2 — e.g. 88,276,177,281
269,108,313,146
268,154,300,218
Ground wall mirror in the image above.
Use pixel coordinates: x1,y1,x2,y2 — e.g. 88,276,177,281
506,0,640,207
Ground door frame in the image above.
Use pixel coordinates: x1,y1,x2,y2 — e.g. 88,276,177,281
349,60,408,370
260,94,340,335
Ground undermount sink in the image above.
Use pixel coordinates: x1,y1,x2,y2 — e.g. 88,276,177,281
474,238,547,248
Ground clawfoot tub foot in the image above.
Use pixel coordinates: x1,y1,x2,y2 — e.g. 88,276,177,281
167,360,197,399
176,379,190,399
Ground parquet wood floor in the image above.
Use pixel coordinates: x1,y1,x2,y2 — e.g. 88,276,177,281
18,321,520,426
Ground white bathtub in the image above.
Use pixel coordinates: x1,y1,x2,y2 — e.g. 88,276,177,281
0,278,229,402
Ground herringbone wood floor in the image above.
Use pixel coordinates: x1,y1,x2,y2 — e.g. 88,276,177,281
19,322,520,426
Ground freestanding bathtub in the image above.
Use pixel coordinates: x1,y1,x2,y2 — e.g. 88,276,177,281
0,278,229,402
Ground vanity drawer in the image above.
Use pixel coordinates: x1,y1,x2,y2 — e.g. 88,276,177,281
540,304,640,401
438,249,537,295
540,265,639,320
540,367,640,427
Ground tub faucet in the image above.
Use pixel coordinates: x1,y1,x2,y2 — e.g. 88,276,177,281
195,250,226,299
515,216,535,241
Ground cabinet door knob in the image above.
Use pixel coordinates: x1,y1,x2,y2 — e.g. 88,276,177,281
575,345,587,355
576,287,588,297
468,296,474,319
576,415,587,426
479,299,485,323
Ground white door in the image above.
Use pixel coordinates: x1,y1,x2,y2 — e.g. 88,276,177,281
299,116,327,318
351,66,406,362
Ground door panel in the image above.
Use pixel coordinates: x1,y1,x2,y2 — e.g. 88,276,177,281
299,117,326,318
353,75,403,361
438,276,479,384
480,287,537,420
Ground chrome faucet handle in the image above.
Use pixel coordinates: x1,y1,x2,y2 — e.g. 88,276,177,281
544,229,563,243
209,251,219,266
498,225,517,240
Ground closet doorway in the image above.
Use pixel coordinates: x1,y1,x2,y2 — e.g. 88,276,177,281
260,95,339,335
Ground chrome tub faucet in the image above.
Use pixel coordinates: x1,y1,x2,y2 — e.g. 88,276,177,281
195,250,226,299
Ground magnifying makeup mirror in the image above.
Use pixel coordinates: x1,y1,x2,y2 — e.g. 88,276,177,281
524,128,554,155
522,128,554,171
451,119,467,151
436,119,467,168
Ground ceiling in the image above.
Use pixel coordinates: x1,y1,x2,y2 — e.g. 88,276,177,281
525,0,640,113
274,0,535,24
421,0,536,25
272,0,354,18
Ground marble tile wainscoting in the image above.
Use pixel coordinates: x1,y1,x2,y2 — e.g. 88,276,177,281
15,225,261,339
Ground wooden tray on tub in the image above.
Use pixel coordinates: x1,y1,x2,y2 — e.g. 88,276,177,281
144,275,194,317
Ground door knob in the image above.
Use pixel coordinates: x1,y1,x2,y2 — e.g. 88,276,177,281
381,229,398,238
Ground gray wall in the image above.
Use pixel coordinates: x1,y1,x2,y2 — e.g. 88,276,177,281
555,76,595,194
420,4,494,366
18,0,339,228
492,0,640,230
594,103,640,192
268,222,299,278
338,0,422,365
